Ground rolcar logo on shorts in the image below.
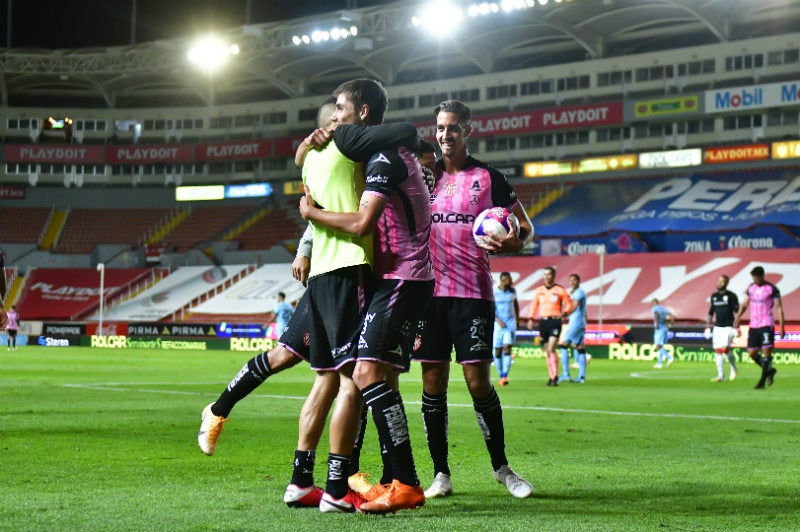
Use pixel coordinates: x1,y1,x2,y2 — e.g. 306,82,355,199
431,213,476,225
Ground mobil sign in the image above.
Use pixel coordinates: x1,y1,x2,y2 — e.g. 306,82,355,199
706,79,800,113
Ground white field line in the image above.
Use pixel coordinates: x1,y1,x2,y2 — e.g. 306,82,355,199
62,382,800,425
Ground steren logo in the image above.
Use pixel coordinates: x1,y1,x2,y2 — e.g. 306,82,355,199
431,213,476,224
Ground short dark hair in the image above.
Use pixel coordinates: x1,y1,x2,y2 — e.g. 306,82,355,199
750,266,765,277
333,79,388,126
545,266,556,275
434,99,471,122
570,273,580,282
413,137,437,155
278,292,286,298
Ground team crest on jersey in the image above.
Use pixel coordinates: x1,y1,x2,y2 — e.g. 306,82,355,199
470,195,479,205
371,153,391,165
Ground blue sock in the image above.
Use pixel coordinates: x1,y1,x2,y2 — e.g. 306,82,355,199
559,347,570,378
501,353,512,377
577,351,587,379
493,355,503,378
660,347,669,362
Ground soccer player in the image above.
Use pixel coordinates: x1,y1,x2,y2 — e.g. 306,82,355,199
413,99,534,500
492,272,519,387
559,273,588,383
651,299,675,368
5,305,20,350
705,274,739,382
299,78,421,513
527,266,573,386
0,253,8,331
300,134,435,514
733,266,785,389
197,94,411,510
273,291,294,339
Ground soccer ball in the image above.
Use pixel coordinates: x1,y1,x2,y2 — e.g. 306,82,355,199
472,207,519,251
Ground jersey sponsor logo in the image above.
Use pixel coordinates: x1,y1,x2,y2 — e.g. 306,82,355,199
470,181,481,191
366,174,389,185
431,212,476,225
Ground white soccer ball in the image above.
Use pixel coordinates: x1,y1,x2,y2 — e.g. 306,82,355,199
472,207,519,251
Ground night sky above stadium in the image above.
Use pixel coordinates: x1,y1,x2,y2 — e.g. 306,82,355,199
1,0,390,49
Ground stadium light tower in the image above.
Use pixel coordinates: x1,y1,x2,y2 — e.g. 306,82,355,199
412,0,464,37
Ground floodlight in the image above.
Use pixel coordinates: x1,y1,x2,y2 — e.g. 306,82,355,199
187,35,239,73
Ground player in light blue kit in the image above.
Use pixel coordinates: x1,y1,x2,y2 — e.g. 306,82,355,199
559,273,588,383
493,272,519,387
651,298,675,368
273,291,295,339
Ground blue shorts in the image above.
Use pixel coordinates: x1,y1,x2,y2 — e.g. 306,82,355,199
562,326,584,346
493,323,516,349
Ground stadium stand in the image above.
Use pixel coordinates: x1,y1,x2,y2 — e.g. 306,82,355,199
0,207,52,244
54,208,174,254
158,205,254,253
233,206,305,251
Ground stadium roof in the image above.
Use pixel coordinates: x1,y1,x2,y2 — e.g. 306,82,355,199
2,0,800,109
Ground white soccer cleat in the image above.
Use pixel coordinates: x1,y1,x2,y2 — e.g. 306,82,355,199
494,465,533,498
197,402,227,456
423,472,453,499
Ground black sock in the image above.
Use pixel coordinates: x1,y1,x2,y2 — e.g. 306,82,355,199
760,357,773,381
290,449,315,488
325,453,352,499
473,387,508,471
348,401,369,475
421,391,450,477
211,353,272,418
363,382,418,487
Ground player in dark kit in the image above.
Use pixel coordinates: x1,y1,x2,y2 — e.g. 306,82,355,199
705,275,739,382
734,266,785,389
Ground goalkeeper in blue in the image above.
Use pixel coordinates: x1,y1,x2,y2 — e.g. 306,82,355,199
559,273,589,383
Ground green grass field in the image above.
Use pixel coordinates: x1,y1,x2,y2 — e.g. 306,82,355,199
2,346,799,531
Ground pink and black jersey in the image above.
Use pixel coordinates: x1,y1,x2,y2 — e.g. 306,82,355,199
363,146,433,281
429,156,520,300
744,282,781,328
5,309,19,330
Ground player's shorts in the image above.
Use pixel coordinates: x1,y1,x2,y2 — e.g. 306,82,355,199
712,326,736,350
357,278,434,372
747,326,774,349
7,328,17,339
306,264,373,371
493,323,516,349
278,291,311,362
562,325,585,346
538,317,563,343
411,296,494,364
653,327,669,346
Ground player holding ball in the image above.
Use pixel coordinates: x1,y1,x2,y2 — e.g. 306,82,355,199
411,100,535,499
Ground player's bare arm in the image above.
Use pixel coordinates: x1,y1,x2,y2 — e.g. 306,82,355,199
299,186,385,237
294,127,333,167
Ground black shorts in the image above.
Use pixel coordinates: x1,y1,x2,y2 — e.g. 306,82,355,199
538,317,563,343
278,291,311,362
7,329,17,339
411,296,494,364
357,278,434,372
747,326,774,349
306,265,373,371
